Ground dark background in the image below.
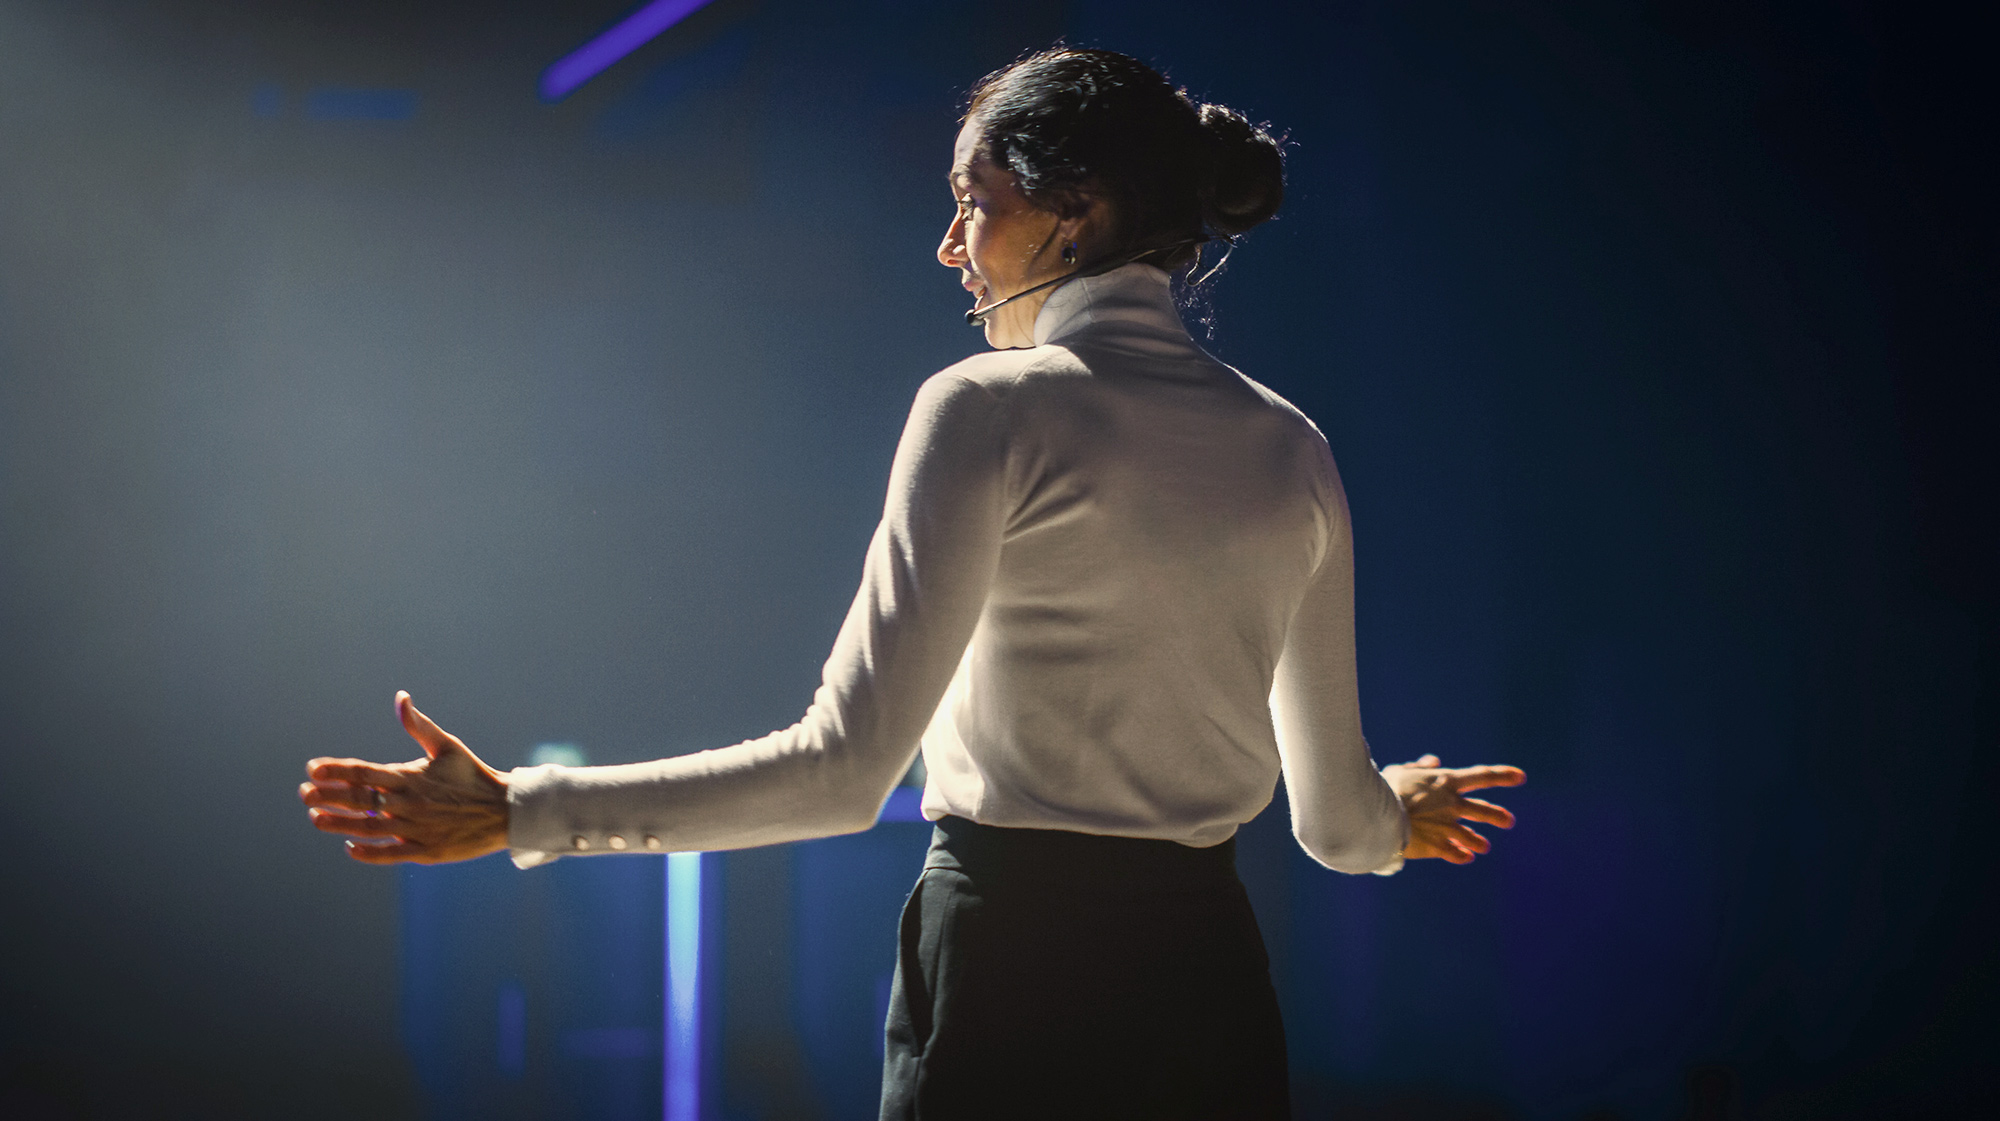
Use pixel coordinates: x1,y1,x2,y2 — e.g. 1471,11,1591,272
1,1,1992,1117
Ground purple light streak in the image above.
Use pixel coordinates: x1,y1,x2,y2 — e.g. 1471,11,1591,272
540,0,720,102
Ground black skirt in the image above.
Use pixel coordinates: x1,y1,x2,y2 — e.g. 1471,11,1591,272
879,816,1289,1121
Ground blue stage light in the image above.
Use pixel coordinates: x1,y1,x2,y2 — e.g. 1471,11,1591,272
878,786,925,823
303,87,417,120
664,851,702,1121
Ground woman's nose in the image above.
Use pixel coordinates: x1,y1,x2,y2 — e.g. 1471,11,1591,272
938,214,967,269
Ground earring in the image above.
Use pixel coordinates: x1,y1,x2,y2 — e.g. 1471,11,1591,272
1062,241,1078,265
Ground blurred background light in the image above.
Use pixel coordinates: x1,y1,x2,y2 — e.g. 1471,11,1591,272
529,743,589,767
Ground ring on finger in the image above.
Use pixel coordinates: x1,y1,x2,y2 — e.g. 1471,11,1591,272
371,787,387,815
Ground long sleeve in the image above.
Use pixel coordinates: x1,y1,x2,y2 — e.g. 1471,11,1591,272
1268,460,1409,875
505,372,1008,866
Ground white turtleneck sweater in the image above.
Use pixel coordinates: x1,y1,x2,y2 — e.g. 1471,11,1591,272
506,264,1408,874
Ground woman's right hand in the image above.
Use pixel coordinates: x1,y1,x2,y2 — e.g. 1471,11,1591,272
299,691,511,865
1380,754,1526,864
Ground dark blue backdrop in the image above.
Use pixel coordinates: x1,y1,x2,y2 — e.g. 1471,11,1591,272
1,1,1991,1118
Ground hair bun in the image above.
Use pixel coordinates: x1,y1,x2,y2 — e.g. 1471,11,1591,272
1196,102,1284,236
967,48,1287,281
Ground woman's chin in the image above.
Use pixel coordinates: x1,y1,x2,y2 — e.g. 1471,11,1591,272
982,305,1038,349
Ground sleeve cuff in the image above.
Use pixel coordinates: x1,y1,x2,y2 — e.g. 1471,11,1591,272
1370,805,1411,875
506,763,566,868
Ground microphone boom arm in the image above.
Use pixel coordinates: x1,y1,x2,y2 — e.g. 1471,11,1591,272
964,238,1207,327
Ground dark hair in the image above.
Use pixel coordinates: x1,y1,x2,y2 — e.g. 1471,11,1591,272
964,47,1285,279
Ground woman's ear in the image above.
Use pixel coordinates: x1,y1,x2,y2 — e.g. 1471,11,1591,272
1065,193,1115,257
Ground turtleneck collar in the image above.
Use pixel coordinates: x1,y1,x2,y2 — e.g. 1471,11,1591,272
1030,262,1194,351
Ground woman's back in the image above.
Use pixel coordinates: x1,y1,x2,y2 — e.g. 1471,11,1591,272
921,263,1342,846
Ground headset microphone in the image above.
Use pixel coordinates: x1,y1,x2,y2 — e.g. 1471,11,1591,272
964,239,1208,327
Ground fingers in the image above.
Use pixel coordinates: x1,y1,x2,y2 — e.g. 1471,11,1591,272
397,691,463,760
1428,832,1477,864
300,781,395,815
345,839,430,865
1407,814,1499,864
1446,764,1526,792
1431,827,1487,862
306,758,411,788
1456,796,1517,829
309,807,406,838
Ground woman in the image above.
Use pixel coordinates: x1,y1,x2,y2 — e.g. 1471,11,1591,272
302,47,1524,1119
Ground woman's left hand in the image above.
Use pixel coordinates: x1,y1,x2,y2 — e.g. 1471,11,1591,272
1381,753,1526,864
299,691,510,865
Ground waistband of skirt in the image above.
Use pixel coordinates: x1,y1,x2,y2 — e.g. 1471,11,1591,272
921,815,1239,892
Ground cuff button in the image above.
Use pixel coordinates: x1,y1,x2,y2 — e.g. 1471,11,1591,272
607,835,628,851
572,835,591,851
643,835,663,851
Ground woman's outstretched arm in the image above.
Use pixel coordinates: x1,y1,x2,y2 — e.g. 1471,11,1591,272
302,371,1011,866
1269,450,1523,873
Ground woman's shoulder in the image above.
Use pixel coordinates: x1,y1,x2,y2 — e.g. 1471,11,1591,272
898,348,1089,447
1228,368,1331,448
929,344,1089,398
898,349,1068,443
